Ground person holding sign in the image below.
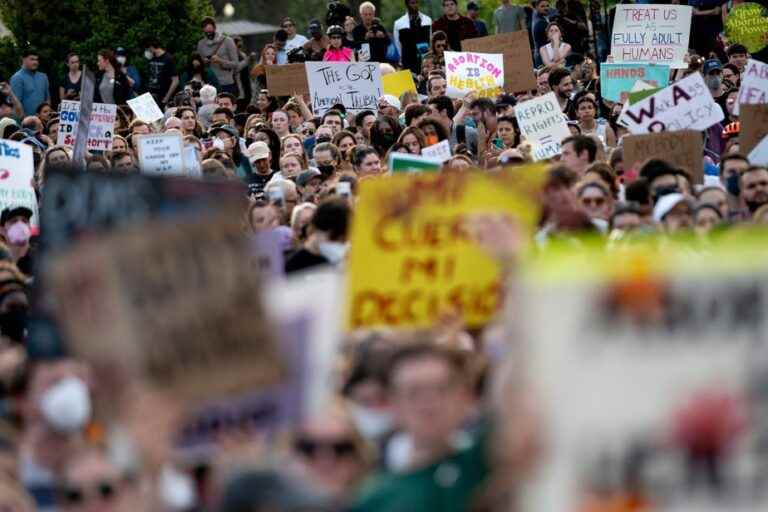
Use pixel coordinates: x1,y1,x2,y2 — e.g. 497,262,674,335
539,23,571,68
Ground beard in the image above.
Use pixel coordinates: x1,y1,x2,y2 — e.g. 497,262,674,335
746,193,768,213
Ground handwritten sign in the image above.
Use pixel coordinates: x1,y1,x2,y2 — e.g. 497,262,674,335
748,135,768,166
57,101,117,151
382,70,417,99
445,51,504,98
461,31,537,93
127,92,164,123
735,59,768,116
345,169,544,329
266,64,310,97
515,92,570,161
599,64,670,102
620,73,724,134
610,4,692,69
305,62,382,115
137,133,185,175
740,104,768,155
623,131,703,184
421,139,452,163
725,2,768,54
388,152,442,173
0,139,38,231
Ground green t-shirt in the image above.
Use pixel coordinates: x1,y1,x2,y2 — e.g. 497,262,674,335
351,425,490,512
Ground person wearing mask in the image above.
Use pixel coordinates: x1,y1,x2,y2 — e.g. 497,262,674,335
561,135,597,176
494,0,526,33
703,58,726,100
719,153,750,217
145,38,179,108
93,50,132,105
285,197,350,273
532,0,552,67
324,25,356,62
304,20,330,61
353,2,378,46
548,66,574,112
10,49,50,117
313,142,342,181
466,2,488,37
281,17,309,53
393,0,433,74
0,206,34,274
59,53,82,102
432,0,478,51
197,17,240,95
114,47,141,95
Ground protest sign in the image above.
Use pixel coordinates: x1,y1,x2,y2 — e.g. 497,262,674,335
266,63,310,97
521,259,768,511
127,92,164,123
305,62,382,115
461,31,537,93
620,73,724,134
137,133,186,175
725,2,768,54
515,92,570,161
57,101,117,151
623,131,703,184
388,152,442,173
250,229,286,280
748,134,768,166
346,168,544,329
183,145,201,178
444,51,504,99
421,139,452,163
382,70,417,99
610,4,692,69
599,64,670,102
735,58,768,116
740,104,768,155
0,139,38,230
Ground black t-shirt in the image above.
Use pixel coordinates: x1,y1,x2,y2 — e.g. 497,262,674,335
285,249,329,274
148,52,177,95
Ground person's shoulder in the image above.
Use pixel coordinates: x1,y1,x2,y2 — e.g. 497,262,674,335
351,471,426,512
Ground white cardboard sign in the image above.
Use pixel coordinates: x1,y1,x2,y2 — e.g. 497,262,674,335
735,58,768,116
127,93,164,123
514,92,570,161
57,101,117,151
421,139,452,162
137,133,186,175
0,139,39,230
305,62,382,116
445,51,504,99
610,4,692,69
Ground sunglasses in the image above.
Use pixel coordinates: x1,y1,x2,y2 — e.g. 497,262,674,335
294,438,357,458
61,481,117,505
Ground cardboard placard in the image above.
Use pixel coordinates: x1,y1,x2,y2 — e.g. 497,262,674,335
515,92,571,161
623,130,703,184
620,73,724,134
445,51,504,99
748,135,768,166
306,62,382,115
740,103,768,155
0,139,39,231
58,101,117,151
461,31,536,93
265,63,310,97
137,133,186,175
735,58,768,116
610,5,692,69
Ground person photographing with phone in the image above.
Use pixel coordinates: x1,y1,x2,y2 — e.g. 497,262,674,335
197,17,239,95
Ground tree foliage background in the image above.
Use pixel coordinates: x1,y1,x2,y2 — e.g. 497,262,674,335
0,0,213,91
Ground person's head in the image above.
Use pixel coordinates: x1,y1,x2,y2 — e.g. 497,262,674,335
377,94,401,119
297,170,324,201
740,166,768,214
256,90,278,114
66,52,80,72
535,0,550,16
314,125,334,145
653,193,693,234
693,203,723,237
354,110,377,140
327,25,345,49
727,43,748,71
360,1,376,25
0,206,32,251
720,153,749,197
343,15,357,35
175,106,197,134
261,43,278,65
549,67,574,101
575,96,598,123
467,1,480,19
405,104,430,127
427,95,455,128
110,135,128,154
397,126,426,155
313,142,341,178
697,186,729,220
322,110,344,135
247,140,272,174
199,84,217,105
308,19,323,39
110,151,136,173
201,16,217,39
281,134,305,160
610,203,642,232
352,145,382,176
442,0,458,17
311,197,350,247
496,116,518,148
385,344,473,446
266,179,299,218
469,97,497,131
584,162,618,199
722,63,739,86
405,0,421,14
640,159,682,204
21,49,39,71
333,130,358,160
247,200,280,232
561,135,597,175
270,110,290,136
35,102,53,124
416,116,450,146
280,16,297,37
537,67,551,95
427,74,448,98
291,202,317,243
280,153,304,179
546,22,562,42
96,49,118,72
58,449,128,512
211,107,235,128
217,93,236,113
370,116,402,156
577,181,613,221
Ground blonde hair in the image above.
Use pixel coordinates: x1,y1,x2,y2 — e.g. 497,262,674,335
359,1,375,14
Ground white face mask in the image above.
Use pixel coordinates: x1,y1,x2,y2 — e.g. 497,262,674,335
318,241,347,264
212,137,226,151
144,49,153,60
350,404,392,440
116,56,127,65
39,376,91,433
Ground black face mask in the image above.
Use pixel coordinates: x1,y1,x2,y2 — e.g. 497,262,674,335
378,133,395,149
205,31,216,40
0,308,28,343
725,172,740,197
317,164,336,176
316,135,332,144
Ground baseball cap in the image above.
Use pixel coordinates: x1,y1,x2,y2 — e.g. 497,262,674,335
247,141,270,162
653,193,689,223
702,58,723,75
209,124,239,140
297,169,322,187
114,47,127,56
0,206,33,225
309,19,322,32
379,94,402,111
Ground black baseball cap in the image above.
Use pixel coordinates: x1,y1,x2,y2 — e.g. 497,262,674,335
0,206,32,225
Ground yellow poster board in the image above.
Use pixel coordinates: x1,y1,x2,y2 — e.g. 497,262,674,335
382,70,417,99
346,167,544,330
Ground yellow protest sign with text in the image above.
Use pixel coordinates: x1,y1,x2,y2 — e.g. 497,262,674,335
382,70,417,99
345,167,544,330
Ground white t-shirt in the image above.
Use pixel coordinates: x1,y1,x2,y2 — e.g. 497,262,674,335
285,34,308,52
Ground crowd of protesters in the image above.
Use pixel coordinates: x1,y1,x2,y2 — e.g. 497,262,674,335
0,0,766,510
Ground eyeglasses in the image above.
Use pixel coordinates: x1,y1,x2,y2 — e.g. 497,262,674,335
294,438,357,459
60,481,118,505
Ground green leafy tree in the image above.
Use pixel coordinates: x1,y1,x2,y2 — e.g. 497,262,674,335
0,0,213,91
